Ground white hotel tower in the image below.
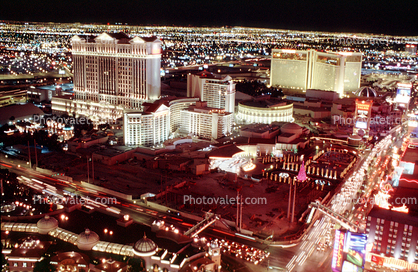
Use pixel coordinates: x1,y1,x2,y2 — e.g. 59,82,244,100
187,73,236,113
52,32,161,122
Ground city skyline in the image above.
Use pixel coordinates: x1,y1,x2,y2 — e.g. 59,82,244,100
1,8,418,272
1,0,418,36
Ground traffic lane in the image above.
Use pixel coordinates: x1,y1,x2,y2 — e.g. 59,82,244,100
4,160,301,259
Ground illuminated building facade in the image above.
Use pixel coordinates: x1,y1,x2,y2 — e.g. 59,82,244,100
123,102,170,146
331,230,367,272
5,238,51,272
53,32,161,123
405,44,417,55
124,98,233,146
187,73,236,113
180,101,233,139
365,207,418,270
270,49,362,97
270,49,310,90
168,97,199,133
236,97,293,124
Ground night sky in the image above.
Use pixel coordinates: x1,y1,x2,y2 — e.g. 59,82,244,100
1,0,417,36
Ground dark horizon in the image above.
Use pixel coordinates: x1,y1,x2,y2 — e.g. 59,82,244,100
1,0,418,36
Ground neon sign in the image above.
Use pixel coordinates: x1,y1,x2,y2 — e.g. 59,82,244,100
336,232,345,268
357,103,371,111
332,230,345,270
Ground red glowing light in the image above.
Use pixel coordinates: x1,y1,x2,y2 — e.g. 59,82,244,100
399,178,418,184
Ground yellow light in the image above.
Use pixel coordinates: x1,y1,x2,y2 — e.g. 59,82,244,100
282,49,296,53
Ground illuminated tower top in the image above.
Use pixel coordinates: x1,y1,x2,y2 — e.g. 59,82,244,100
71,32,161,112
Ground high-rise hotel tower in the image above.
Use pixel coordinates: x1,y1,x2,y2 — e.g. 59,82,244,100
52,32,161,122
270,49,362,97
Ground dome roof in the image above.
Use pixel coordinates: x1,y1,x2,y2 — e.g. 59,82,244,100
280,123,302,134
133,234,158,257
355,87,377,98
348,134,362,141
37,215,58,234
77,229,99,251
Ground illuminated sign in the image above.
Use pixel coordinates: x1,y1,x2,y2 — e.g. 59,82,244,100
342,261,362,272
355,121,368,129
396,88,411,104
354,100,373,134
332,230,345,271
282,49,296,54
332,231,367,272
356,104,371,111
396,83,412,105
371,254,384,266
336,232,345,268
344,232,367,268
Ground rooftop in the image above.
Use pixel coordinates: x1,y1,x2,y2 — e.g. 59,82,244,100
240,124,280,133
94,146,135,157
207,144,244,158
401,147,418,164
239,98,289,108
369,207,418,227
0,103,44,125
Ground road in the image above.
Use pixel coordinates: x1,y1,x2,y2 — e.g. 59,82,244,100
0,126,406,272
282,127,406,272
1,159,297,270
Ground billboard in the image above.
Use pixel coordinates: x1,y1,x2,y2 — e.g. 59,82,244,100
370,254,384,266
332,230,345,271
396,83,412,105
396,88,411,104
354,100,373,137
332,230,367,272
355,121,368,129
342,261,363,272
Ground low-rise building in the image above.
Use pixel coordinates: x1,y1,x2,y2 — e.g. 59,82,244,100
239,123,281,139
5,237,51,272
68,135,108,153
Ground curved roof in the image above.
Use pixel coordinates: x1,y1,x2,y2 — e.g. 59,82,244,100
77,229,99,250
239,98,289,109
348,134,363,141
355,87,377,98
0,103,44,126
37,215,58,234
51,251,90,265
133,234,158,257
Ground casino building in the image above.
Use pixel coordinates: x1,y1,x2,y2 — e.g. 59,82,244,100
123,99,233,146
187,73,236,113
365,207,418,271
236,96,293,124
52,32,161,123
270,49,362,97
2,216,221,272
